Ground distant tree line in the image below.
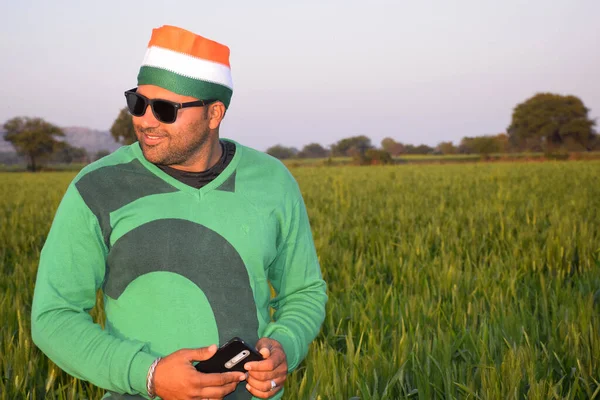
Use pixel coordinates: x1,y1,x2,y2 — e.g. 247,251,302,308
267,93,599,163
3,92,598,171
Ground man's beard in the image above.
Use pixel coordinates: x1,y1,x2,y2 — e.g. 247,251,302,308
136,122,211,167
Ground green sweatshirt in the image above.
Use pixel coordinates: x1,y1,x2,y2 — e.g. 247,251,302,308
31,139,328,400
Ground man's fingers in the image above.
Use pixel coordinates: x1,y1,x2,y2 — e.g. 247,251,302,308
245,349,284,372
245,357,274,372
247,361,287,381
191,381,240,398
192,371,246,388
245,379,283,399
246,372,275,386
180,344,218,362
246,372,286,390
244,339,287,398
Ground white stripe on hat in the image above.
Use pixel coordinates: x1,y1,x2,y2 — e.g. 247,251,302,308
141,46,233,90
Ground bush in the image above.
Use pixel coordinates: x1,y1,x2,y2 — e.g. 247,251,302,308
544,149,570,161
352,149,393,165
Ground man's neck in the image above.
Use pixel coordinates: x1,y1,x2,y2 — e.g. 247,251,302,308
164,137,223,173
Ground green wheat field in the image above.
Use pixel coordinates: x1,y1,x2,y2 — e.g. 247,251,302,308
1,161,600,399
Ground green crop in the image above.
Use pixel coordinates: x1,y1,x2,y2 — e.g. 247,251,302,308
1,161,599,399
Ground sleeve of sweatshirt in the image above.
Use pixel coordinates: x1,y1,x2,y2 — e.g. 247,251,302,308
262,190,328,372
30,182,157,396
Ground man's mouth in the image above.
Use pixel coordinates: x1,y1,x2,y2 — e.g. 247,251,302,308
142,133,167,145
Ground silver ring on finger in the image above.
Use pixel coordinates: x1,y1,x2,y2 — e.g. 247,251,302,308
270,379,277,391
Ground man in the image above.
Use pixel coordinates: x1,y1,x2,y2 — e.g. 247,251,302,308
31,25,328,400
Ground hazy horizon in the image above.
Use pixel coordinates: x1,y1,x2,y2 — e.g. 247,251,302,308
1,0,599,151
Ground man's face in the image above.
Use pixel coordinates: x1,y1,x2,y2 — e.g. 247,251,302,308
132,85,211,168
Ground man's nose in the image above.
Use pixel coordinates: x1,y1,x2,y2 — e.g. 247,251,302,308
137,104,161,128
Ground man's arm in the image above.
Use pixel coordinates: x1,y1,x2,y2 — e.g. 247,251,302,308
31,183,156,396
262,193,328,372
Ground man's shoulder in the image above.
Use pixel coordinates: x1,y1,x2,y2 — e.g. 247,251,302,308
230,140,302,205
235,141,284,166
234,141,299,191
72,144,139,185
234,141,295,183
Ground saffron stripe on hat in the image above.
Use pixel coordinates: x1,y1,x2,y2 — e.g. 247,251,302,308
147,25,230,67
141,46,233,90
138,66,233,108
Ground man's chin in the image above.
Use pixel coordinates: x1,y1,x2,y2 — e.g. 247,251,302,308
139,144,166,164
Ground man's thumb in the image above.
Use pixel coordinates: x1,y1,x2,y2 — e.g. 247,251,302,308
184,344,218,362
259,347,270,359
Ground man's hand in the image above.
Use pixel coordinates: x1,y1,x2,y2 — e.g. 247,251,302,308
153,345,246,400
244,338,288,398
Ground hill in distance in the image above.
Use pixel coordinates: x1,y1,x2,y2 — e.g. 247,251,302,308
0,127,122,155
61,127,122,154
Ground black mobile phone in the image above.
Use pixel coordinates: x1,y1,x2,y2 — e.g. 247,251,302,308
195,337,264,373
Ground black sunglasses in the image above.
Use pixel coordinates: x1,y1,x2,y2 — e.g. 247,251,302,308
124,88,217,124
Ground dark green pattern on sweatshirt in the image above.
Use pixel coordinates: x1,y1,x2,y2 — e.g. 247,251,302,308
75,159,179,247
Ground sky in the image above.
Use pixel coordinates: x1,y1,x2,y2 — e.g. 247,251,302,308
1,0,599,151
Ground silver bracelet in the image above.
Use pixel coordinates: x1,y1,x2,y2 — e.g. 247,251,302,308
146,357,162,399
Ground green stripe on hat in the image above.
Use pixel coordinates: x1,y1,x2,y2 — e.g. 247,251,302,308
137,66,233,109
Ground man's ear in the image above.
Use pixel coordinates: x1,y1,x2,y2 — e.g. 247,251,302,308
208,102,226,129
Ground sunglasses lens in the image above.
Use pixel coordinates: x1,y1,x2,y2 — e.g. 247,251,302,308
153,100,177,123
126,92,147,116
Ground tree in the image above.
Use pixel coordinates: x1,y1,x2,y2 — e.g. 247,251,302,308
457,138,474,154
351,149,392,165
507,93,596,151
51,142,88,164
330,135,372,157
95,149,111,160
110,108,137,145
404,144,434,155
3,117,65,171
298,143,329,158
381,137,405,156
367,149,392,165
474,136,502,157
436,141,457,155
266,145,296,160
458,135,503,157
591,134,600,151
495,133,510,153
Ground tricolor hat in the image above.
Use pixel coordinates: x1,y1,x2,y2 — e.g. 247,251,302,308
137,25,233,108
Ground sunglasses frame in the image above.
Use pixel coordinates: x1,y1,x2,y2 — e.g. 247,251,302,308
124,88,217,124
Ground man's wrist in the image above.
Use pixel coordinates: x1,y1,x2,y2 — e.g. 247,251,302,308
146,357,162,399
